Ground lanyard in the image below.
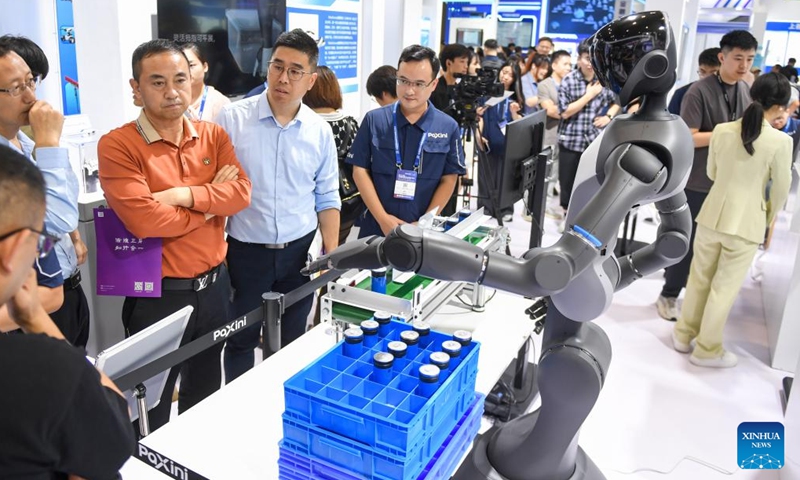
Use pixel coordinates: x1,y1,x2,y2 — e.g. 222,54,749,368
716,74,738,122
197,85,209,120
393,102,426,172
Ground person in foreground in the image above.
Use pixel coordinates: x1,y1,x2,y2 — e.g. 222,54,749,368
673,72,793,368
0,145,134,478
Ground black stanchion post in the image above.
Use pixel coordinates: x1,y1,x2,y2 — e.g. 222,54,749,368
262,292,284,359
527,149,550,249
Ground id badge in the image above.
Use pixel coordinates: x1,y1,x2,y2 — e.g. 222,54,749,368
394,169,417,200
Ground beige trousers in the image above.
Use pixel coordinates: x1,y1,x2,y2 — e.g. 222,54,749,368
674,224,759,358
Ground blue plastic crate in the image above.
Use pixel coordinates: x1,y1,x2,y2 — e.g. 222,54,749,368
282,388,473,477
284,320,479,456
417,393,484,479
278,393,485,480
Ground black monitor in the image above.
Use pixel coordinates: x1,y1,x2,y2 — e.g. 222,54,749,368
497,110,546,210
157,0,287,96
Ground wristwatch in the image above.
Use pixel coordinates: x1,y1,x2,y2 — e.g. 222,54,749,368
606,113,614,119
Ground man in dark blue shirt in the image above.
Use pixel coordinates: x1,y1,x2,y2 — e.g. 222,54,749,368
348,45,466,238
668,48,720,115
481,39,504,70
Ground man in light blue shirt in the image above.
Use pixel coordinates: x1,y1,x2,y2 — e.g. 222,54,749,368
0,39,80,336
217,29,340,381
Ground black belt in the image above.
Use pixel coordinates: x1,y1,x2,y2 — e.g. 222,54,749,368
162,264,223,292
230,231,314,250
64,271,81,290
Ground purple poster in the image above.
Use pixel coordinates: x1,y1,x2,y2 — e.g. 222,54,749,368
94,208,162,297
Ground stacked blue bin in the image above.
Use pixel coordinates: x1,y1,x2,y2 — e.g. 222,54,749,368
280,319,483,479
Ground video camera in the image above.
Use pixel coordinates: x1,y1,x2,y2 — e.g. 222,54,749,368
446,67,505,128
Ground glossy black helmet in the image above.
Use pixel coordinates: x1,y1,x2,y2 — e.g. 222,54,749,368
589,11,676,106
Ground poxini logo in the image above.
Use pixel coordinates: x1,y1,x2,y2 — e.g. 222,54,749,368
738,422,783,469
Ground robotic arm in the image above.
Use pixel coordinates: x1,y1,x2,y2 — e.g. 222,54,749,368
305,138,685,304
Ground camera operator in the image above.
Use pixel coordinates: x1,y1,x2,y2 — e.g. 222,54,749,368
431,44,471,215
477,61,523,222
431,44,470,112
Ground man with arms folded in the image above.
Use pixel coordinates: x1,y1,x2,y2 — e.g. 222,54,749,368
99,39,252,431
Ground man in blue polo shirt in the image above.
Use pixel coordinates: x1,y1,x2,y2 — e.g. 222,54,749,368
348,44,465,238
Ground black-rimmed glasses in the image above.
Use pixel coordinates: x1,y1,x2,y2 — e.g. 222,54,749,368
0,227,60,259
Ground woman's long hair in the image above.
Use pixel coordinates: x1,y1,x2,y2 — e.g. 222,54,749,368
526,54,551,81
742,72,791,155
501,58,524,107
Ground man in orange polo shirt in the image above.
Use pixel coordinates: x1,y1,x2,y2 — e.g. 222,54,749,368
98,39,251,431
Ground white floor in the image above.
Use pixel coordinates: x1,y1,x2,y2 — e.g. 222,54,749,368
483,195,792,480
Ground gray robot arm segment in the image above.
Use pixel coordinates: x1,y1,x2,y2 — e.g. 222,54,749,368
302,235,388,274
304,144,675,303
615,192,691,290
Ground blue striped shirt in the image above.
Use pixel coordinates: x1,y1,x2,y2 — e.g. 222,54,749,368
0,132,79,277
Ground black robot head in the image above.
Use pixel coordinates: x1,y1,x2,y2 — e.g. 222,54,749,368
589,11,677,106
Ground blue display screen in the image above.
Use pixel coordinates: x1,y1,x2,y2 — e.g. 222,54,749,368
546,0,614,36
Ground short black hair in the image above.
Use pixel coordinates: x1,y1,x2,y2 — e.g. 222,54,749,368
551,49,571,63
719,30,758,53
273,29,319,69
439,43,470,72
698,47,721,67
0,145,45,230
538,36,554,46
131,39,188,81
398,45,440,79
366,65,397,99
484,39,499,50
0,35,49,80
790,58,797,64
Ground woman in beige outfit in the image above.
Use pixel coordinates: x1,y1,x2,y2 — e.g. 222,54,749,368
673,72,793,367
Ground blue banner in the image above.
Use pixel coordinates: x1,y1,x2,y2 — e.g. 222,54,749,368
56,0,80,115
287,6,358,81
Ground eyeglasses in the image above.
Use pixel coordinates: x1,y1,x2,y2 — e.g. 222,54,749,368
267,62,312,82
0,227,60,259
396,77,435,90
0,76,41,97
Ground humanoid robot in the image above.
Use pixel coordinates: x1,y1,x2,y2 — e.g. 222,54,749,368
304,11,693,480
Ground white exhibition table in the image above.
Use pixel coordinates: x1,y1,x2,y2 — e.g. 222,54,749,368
119,290,537,479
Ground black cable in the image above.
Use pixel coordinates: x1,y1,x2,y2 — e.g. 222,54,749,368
511,336,537,406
